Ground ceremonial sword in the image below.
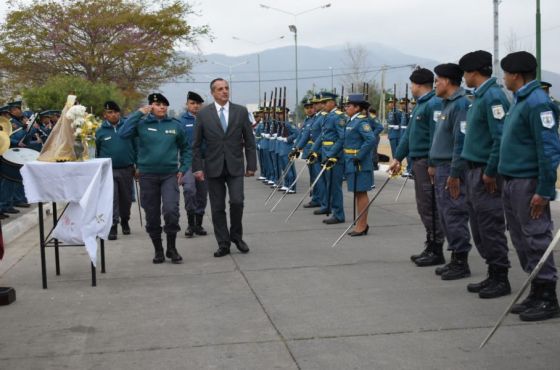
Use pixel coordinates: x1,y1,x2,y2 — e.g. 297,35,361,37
285,162,328,223
270,162,308,212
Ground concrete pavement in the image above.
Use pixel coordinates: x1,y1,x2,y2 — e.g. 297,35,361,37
1,161,559,369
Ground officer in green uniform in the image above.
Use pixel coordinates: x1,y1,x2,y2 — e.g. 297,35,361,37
498,51,560,321
389,67,445,264
459,50,512,299
119,93,191,264
425,63,473,279
95,101,137,241
343,93,374,235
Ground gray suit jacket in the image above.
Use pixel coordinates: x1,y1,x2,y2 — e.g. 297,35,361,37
192,102,257,178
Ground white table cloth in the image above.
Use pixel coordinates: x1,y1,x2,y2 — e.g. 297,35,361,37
21,159,113,266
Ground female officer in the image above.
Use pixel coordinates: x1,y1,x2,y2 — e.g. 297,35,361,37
343,93,375,236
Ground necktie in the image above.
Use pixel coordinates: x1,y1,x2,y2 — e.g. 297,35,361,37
219,107,227,132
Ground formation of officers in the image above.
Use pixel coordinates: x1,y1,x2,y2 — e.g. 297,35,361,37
2,48,559,324
0,102,60,219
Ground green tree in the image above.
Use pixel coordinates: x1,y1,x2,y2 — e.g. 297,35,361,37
23,75,126,116
0,0,209,100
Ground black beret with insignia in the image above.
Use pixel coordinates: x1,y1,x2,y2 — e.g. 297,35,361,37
148,93,169,106
500,51,537,73
434,63,463,83
409,67,434,84
103,100,121,112
187,91,204,103
458,50,492,73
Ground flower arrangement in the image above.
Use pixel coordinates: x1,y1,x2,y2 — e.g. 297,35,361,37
65,105,101,161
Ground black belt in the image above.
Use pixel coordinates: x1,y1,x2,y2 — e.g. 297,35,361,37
502,175,535,181
467,161,486,169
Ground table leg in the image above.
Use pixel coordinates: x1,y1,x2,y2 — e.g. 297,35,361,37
52,203,60,275
38,203,47,289
91,262,96,287
100,239,106,273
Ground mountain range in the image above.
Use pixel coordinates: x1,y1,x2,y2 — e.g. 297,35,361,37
160,42,560,117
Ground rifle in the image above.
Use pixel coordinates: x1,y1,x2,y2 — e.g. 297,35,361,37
340,85,345,111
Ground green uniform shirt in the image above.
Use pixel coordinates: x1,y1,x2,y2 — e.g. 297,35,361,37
498,80,560,198
119,111,191,174
461,77,510,177
95,119,137,168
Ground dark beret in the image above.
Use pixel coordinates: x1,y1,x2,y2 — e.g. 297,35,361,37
459,50,492,72
434,63,463,82
409,68,434,84
187,91,204,103
103,100,120,112
500,51,537,73
148,93,169,106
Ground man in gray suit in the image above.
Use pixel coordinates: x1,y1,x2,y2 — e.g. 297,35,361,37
192,78,257,257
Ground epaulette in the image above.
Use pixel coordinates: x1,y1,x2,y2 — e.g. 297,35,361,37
335,110,343,115
321,111,328,115
358,114,367,119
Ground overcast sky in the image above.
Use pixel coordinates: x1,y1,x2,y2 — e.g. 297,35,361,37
1,0,559,72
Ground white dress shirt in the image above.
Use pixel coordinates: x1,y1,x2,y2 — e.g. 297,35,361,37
215,101,230,127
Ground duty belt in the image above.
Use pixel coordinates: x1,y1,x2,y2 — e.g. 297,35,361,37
344,149,359,154
322,141,334,146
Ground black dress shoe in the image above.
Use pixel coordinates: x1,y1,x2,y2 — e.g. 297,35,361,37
313,209,328,215
108,224,118,240
349,225,369,236
14,203,31,208
323,217,344,225
121,221,131,235
214,246,231,257
232,239,250,253
303,202,320,208
5,208,20,214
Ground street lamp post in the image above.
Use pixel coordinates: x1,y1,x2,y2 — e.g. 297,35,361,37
211,60,249,101
259,3,331,122
232,35,285,105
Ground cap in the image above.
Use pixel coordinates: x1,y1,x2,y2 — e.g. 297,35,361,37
458,50,493,73
148,93,170,106
187,91,204,103
500,51,537,73
409,67,434,84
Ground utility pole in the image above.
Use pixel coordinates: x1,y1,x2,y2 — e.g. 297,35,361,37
493,0,502,84
380,65,386,123
536,0,542,80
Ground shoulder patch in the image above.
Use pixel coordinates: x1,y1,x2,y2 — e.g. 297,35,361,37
433,110,442,122
362,123,372,132
491,105,505,120
541,111,555,129
460,121,467,134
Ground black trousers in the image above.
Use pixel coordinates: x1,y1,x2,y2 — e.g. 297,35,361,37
207,166,245,247
139,173,181,240
112,166,134,225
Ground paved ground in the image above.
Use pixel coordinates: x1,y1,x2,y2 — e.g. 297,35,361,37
1,161,560,370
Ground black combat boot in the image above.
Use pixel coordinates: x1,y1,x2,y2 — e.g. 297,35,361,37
435,252,454,276
411,234,431,262
152,238,165,264
415,241,445,267
478,266,511,299
108,224,118,240
121,220,131,235
165,233,183,264
511,281,540,314
519,280,560,321
441,252,471,280
194,214,207,236
184,213,195,238
467,265,494,293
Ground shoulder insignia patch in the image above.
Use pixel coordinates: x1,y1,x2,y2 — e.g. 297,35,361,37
540,111,555,129
460,121,467,134
491,105,505,120
433,110,442,122
362,123,372,132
